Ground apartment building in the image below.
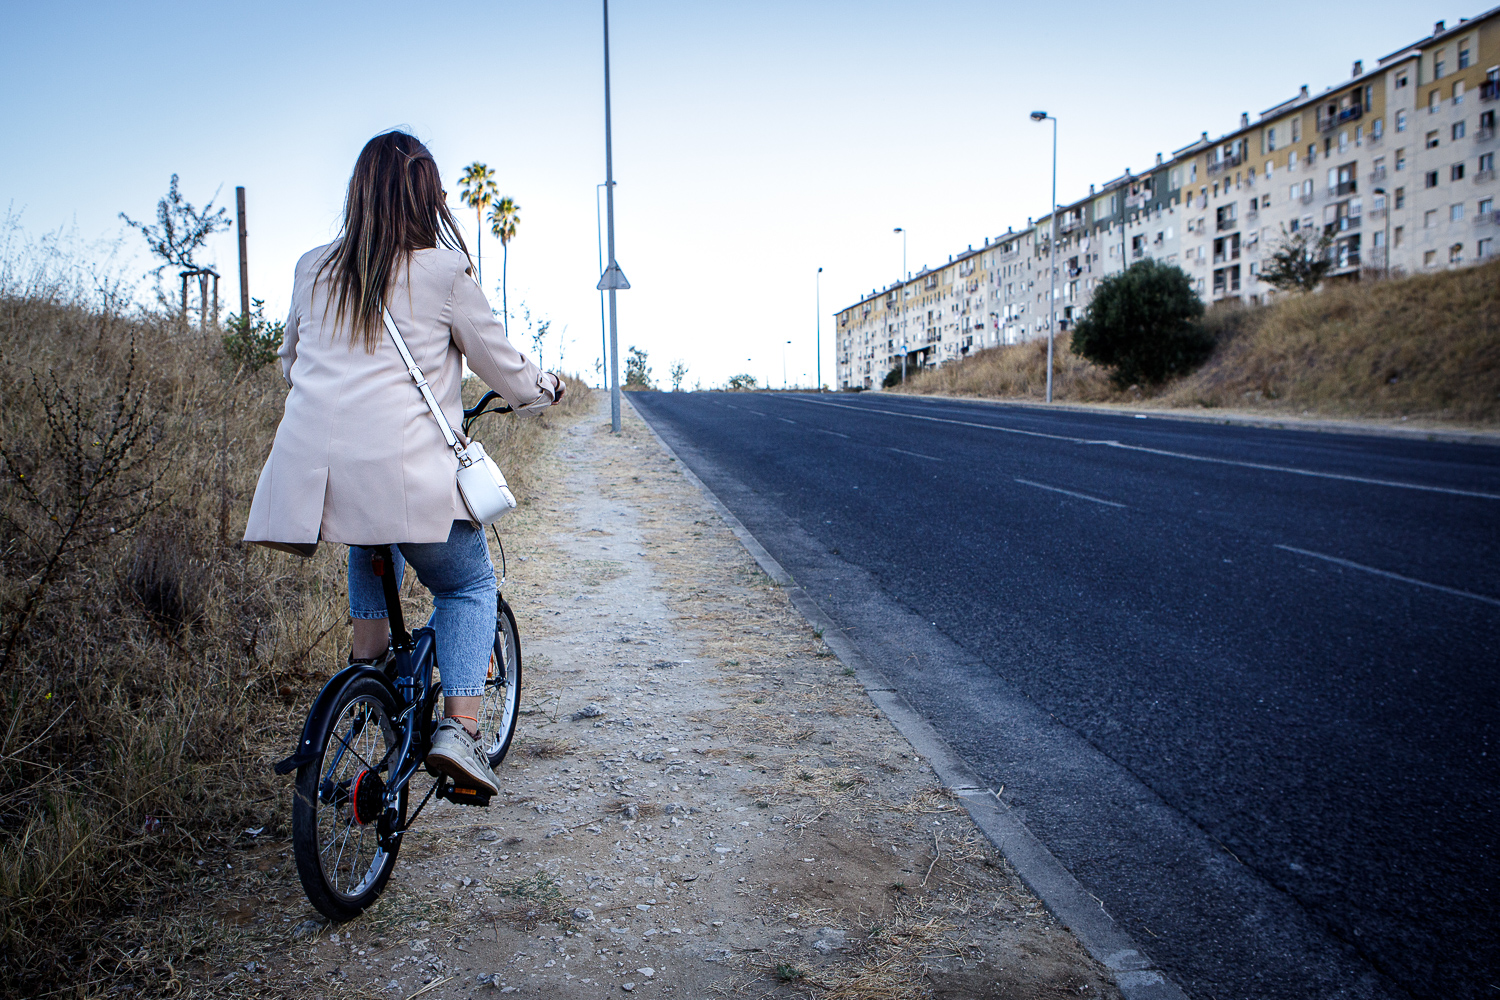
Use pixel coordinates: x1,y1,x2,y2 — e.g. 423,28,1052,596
835,9,1499,391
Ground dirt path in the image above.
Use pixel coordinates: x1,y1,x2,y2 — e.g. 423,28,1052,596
201,394,1120,1000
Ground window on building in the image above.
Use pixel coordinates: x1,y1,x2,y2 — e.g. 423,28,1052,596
1450,243,1463,265
1394,225,1404,247
1453,162,1466,181
1424,249,1438,267
1339,131,1349,153
1459,42,1471,70
1425,170,1439,188
1454,121,1467,140
1481,198,1495,216
1426,130,1440,149
1189,163,1198,183
1481,153,1495,174
1308,142,1316,163
1396,148,1407,171
1373,117,1384,139
1454,81,1465,105
1480,237,1493,258
1430,89,1441,113
1425,209,1438,228
1395,187,1406,209
1451,203,1465,222
1435,50,1447,78
1396,70,1409,89
1396,110,1408,132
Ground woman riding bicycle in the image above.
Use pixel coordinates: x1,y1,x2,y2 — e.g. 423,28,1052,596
244,130,562,797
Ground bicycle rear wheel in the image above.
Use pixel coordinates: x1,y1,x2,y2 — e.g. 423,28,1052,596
477,596,522,768
292,675,407,921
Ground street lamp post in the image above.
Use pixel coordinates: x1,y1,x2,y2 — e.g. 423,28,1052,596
815,267,823,392
783,340,791,389
1373,187,1391,279
893,227,907,386
1031,111,1058,404
598,0,631,433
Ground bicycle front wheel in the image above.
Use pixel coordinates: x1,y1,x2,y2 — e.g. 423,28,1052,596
291,675,406,921
477,596,522,768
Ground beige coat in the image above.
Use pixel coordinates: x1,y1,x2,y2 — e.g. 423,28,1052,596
243,245,557,553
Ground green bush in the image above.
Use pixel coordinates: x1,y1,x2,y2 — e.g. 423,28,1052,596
1070,259,1212,387
222,297,284,372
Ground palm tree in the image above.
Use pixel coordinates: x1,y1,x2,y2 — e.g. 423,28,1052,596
488,197,521,328
457,163,498,284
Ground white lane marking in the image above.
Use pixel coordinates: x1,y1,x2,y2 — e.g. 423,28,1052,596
889,447,943,462
1274,545,1500,608
814,428,851,439
785,397,1500,501
724,403,742,410
778,417,797,425
1014,478,1127,508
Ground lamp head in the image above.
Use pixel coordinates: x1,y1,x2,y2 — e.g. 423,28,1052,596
893,227,903,233
1030,111,1048,121
1373,187,1386,195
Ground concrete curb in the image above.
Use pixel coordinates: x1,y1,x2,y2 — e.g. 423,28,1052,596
879,390,1500,447
626,396,1190,1000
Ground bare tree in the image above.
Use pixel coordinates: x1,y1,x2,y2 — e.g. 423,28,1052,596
119,174,229,278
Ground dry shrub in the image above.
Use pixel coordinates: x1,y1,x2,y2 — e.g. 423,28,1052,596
0,241,591,995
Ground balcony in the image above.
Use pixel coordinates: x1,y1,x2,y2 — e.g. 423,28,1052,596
1477,127,1496,142
1216,217,1238,233
1207,153,1244,175
1370,166,1387,182
1300,190,1316,204
1477,169,1497,183
1131,247,1145,260
1336,180,1358,196
1059,216,1082,233
1475,211,1500,226
1481,80,1499,101
1245,208,1259,222
1318,103,1363,133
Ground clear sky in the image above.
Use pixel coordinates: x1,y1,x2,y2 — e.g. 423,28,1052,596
1,0,1455,388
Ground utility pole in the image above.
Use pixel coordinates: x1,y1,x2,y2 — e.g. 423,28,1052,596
236,186,249,325
815,267,822,391
893,228,907,385
597,0,631,433
1030,111,1058,404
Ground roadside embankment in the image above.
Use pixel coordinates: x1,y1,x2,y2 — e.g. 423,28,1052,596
894,258,1500,428
0,279,591,996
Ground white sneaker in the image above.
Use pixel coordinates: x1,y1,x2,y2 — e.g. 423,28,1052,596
427,718,499,795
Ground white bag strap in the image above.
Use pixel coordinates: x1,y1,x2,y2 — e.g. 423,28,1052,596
381,305,472,466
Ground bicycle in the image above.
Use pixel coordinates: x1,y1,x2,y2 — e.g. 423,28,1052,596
274,390,523,921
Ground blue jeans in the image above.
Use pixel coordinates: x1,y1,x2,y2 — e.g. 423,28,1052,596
348,520,496,698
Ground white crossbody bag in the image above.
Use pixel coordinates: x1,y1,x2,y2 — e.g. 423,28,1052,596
381,306,517,524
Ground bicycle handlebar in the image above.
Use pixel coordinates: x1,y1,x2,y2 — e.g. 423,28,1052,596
462,391,513,436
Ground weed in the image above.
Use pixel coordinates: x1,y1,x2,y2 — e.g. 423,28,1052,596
775,963,804,982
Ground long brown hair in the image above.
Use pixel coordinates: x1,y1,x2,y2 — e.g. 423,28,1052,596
317,131,471,350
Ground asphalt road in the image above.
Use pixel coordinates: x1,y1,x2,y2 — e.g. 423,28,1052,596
627,390,1500,1000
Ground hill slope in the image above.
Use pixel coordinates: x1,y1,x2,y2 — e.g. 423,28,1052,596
895,259,1500,425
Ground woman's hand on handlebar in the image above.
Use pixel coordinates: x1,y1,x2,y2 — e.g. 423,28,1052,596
548,373,565,406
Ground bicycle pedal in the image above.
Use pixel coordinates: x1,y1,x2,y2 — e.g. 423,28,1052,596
436,782,493,807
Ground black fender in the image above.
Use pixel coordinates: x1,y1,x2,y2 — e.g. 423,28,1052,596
273,664,400,776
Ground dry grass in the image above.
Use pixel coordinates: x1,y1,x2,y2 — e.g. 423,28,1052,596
0,239,592,996
894,259,1500,424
